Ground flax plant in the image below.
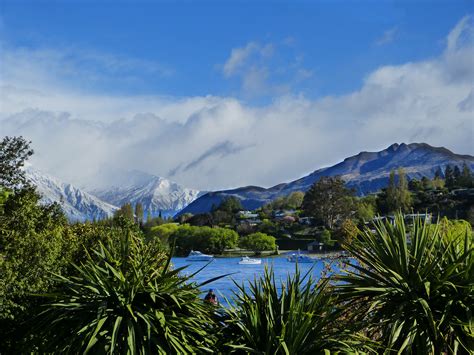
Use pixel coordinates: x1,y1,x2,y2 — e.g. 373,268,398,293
336,214,473,354
34,231,220,354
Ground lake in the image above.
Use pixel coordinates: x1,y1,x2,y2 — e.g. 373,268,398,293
172,255,338,305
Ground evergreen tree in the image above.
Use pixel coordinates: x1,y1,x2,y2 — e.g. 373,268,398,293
115,203,134,221
444,165,455,189
434,167,443,179
459,163,472,187
0,136,34,189
453,165,461,187
135,203,144,223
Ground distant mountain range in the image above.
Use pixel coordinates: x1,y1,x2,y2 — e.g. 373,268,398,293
25,143,474,221
26,168,118,222
178,143,474,216
26,169,203,221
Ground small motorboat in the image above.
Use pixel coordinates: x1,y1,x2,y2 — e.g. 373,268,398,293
287,251,315,263
238,256,262,265
186,250,214,261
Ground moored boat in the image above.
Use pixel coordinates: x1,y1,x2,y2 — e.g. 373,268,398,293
287,251,315,263
238,256,262,265
186,250,214,261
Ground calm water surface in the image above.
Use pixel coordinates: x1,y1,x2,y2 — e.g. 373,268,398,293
172,255,334,305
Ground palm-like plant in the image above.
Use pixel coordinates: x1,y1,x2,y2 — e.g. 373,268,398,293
336,214,473,354
35,231,219,354
222,266,364,354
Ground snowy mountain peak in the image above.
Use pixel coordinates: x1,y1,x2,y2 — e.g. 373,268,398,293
91,170,203,218
25,168,118,222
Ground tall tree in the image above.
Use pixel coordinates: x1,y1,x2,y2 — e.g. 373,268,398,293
135,202,144,223
444,165,455,189
459,163,472,187
115,203,134,221
453,165,461,187
0,136,34,189
302,176,355,229
385,168,412,213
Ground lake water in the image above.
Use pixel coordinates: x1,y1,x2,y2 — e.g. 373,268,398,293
172,255,337,305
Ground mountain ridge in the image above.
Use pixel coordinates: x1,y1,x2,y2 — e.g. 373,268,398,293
26,168,118,222
177,142,474,216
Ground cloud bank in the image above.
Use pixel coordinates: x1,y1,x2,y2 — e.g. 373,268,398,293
0,17,473,191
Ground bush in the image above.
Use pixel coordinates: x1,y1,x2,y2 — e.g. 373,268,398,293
238,232,276,253
169,224,239,255
336,214,473,353
223,267,362,353
34,231,219,353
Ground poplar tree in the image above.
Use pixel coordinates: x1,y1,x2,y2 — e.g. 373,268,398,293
135,203,144,223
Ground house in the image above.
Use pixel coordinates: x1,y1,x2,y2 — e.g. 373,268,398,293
307,241,324,252
298,217,314,225
238,210,259,219
273,209,296,220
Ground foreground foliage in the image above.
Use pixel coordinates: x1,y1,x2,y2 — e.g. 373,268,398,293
35,231,219,354
223,266,365,354
337,215,474,354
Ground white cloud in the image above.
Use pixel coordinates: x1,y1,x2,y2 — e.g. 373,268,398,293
222,42,275,77
375,27,398,46
221,41,310,96
0,17,473,191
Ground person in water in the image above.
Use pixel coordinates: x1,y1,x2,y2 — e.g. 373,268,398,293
204,289,219,306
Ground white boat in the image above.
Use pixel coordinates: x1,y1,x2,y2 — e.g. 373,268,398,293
287,252,315,263
238,256,262,265
186,250,214,261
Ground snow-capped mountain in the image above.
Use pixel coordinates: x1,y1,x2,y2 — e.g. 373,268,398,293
178,143,474,215
26,168,118,222
92,170,203,218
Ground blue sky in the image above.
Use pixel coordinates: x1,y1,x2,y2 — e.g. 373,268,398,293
2,1,471,99
0,1,473,190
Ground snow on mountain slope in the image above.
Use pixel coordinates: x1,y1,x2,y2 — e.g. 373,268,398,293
26,168,118,222
92,170,203,218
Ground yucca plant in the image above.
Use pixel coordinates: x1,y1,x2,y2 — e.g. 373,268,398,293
336,214,473,354
222,265,365,354
34,231,220,354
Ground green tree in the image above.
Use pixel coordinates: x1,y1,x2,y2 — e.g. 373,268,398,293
286,191,305,209
458,163,472,188
356,195,376,222
239,232,276,253
114,203,134,221
147,223,180,245
338,219,359,246
444,165,455,189
0,136,34,189
385,168,412,213
134,202,144,223
302,176,355,229
0,187,70,352
170,225,238,255
453,165,461,186
215,196,243,213
319,228,335,246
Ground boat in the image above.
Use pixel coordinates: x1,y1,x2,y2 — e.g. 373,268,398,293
186,250,214,261
238,256,262,265
287,251,315,263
